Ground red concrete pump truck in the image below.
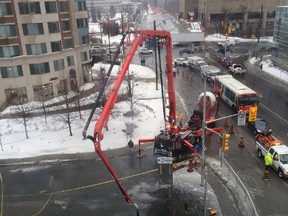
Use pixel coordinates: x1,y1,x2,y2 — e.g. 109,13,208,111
83,30,221,213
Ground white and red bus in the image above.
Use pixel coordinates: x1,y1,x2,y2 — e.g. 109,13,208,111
214,75,261,112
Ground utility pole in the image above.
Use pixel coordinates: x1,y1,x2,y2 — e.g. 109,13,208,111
257,5,263,44
201,78,207,216
108,15,111,59
153,21,159,90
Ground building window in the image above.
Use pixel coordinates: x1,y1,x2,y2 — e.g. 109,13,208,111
29,62,50,75
26,43,47,55
76,18,88,28
248,12,261,19
48,22,59,33
61,20,70,31
67,56,74,66
33,84,53,101
59,1,68,12
0,25,16,38
0,3,12,16
64,38,73,49
0,45,19,58
51,41,62,52
54,59,64,71
5,87,28,105
80,51,88,61
1,65,23,78
57,79,67,95
267,11,276,18
74,0,86,11
22,23,44,35
45,1,57,13
18,2,41,14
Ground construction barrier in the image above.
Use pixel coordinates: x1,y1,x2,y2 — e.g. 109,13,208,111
187,159,194,172
229,124,234,134
263,169,270,181
239,136,245,148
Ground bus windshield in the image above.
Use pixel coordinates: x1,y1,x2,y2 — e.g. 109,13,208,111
238,95,258,106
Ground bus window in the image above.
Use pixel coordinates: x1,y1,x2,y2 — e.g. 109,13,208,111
238,95,258,106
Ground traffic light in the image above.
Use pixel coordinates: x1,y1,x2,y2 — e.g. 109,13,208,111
248,106,258,122
222,133,230,152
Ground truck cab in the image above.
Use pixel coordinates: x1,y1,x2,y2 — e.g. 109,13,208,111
257,141,288,178
268,146,288,178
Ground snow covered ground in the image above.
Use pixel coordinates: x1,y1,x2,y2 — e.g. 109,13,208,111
0,64,164,160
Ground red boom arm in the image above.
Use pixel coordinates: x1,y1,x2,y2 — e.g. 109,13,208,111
92,30,177,206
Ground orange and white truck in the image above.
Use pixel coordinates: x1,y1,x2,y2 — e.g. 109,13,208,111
256,134,288,178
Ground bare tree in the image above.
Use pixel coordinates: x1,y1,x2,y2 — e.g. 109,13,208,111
12,97,33,139
54,85,78,136
90,2,97,23
126,73,138,119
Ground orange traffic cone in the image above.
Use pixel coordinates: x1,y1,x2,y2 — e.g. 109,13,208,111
263,169,270,181
187,159,194,172
224,119,229,128
229,125,234,134
239,136,245,148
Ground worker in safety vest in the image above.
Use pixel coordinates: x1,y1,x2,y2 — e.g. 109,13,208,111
264,152,273,171
179,113,183,127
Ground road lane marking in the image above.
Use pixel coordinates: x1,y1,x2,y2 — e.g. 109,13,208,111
259,103,288,125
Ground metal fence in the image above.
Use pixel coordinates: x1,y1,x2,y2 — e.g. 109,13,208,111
219,158,259,216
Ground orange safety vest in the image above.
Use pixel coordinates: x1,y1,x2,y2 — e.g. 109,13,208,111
179,113,183,121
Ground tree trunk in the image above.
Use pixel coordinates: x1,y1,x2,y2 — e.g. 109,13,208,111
24,115,29,139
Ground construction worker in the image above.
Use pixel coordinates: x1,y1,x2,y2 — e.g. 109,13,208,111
179,113,183,127
265,152,273,170
264,152,273,180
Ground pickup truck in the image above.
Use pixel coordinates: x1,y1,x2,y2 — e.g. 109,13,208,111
256,134,288,178
229,64,246,75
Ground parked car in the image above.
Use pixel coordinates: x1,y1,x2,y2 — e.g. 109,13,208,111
193,60,209,72
218,46,233,54
229,64,247,75
200,65,221,84
106,46,118,55
218,56,234,68
139,47,154,55
179,47,194,55
174,57,188,66
91,45,106,54
218,39,239,47
187,56,204,68
248,117,272,135
173,42,188,48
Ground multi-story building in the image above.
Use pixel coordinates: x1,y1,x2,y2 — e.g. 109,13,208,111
0,0,91,110
181,0,288,37
86,0,138,14
271,6,288,71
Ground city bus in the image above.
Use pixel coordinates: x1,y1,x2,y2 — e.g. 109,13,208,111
214,75,261,113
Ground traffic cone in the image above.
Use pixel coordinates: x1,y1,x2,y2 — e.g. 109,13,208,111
229,124,234,134
224,119,229,128
239,136,245,148
209,208,217,216
263,169,270,181
187,159,194,172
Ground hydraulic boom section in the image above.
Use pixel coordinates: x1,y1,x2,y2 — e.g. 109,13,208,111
87,30,177,210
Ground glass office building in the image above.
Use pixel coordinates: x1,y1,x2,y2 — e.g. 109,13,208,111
271,6,288,71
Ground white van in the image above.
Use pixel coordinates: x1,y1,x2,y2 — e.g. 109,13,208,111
187,56,204,68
